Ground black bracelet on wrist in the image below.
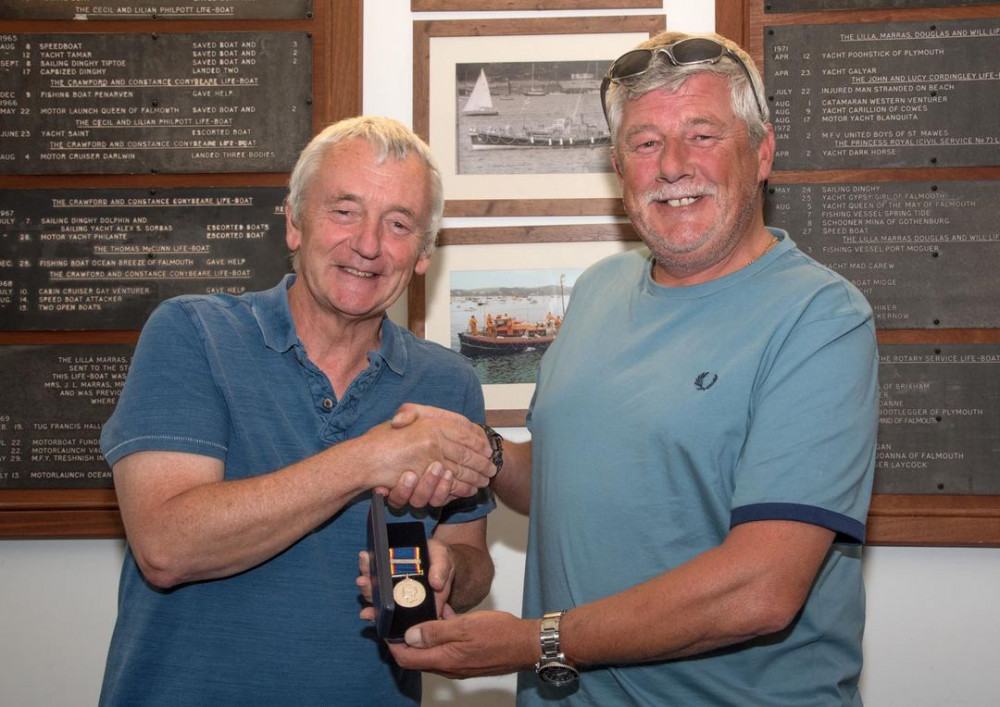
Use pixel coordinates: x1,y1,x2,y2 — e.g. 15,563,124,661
479,423,504,476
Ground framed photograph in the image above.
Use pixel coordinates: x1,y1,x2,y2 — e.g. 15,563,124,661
413,15,665,217
412,1,662,10
411,232,642,426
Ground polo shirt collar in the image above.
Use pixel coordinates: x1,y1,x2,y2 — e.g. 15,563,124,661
254,273,299,353
376,315,408,377
252,273,409,376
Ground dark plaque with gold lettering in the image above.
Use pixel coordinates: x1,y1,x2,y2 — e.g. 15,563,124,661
876,344,1000,495
0,344,134,489
366,494,437,642
0,187,290,330
765,181,998,329
0,32,312,174
0,0,312,19
765,19,1000,170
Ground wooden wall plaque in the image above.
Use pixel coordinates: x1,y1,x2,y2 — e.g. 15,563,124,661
0,0,362,538
719,0,1000,546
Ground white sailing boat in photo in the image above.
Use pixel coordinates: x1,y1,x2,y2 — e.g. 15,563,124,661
461,68,499,117
467,62,609,151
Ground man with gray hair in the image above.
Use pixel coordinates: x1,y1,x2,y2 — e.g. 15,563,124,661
384,31,879,705
98,116,497,705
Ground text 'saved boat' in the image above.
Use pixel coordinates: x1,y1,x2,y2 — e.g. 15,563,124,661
469,117,610,150
458,314,559,356
461,68,499,117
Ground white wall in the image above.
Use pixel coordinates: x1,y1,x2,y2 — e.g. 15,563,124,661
3,536,1000,705
2,2,999,705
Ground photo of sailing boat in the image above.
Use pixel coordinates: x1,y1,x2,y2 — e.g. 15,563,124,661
455,60,614,176
461,68,499,117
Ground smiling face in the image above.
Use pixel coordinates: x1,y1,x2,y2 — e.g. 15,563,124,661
285,137,432,328
611,72,775,286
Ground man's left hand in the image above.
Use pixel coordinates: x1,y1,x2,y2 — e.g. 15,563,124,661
357,537,459,621
387,610,537,679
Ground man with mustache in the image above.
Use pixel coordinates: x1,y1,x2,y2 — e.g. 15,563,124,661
98,116,497,705
384,31,879,705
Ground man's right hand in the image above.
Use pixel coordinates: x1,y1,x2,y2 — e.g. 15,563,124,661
366,404,495,507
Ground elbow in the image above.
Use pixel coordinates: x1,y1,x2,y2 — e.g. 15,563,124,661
754,602,801,637
455,559,496,613
136,564,183,591
503,495,531,516
130,540,190,589
743,586,809,637
482,558,497,600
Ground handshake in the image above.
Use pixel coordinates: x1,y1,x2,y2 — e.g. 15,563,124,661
367,402,502,509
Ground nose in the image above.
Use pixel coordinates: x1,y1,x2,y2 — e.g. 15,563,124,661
351,218,382,260
657,140,694,183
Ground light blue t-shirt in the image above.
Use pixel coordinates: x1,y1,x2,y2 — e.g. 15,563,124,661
100,274,494,706
520,231,878,706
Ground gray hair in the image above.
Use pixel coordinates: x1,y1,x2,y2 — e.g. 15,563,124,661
286,116,444,269
605,31,769,153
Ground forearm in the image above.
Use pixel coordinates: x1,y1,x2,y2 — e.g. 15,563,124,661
491,439,533,515
388,553,781,681
561,553,768,666
558,522,834,667
123,413,494,587
121,441,380,587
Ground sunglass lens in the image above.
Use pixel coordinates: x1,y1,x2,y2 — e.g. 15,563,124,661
609,49,654,81
670,38,725,64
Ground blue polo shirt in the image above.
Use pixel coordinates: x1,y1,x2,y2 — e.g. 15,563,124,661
520,234,877,706
100,274,493,706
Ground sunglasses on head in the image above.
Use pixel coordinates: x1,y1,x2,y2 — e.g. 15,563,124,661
599,37,765,123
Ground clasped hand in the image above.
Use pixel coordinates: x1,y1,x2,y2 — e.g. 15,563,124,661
372,403,496,508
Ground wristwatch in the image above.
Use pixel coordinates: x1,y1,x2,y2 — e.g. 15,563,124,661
479,423,503,476
535,610,579,687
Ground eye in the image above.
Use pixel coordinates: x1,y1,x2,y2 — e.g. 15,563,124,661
386,218,414,236
688,123,726,144
628,137,661,154
329,206,361,223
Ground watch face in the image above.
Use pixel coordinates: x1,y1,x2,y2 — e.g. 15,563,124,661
538,663,579,687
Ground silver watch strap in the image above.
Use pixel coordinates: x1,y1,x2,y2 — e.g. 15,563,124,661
539,610,567,659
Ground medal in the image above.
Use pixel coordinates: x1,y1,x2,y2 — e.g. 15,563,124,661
393,576,427,608
389,546,428,609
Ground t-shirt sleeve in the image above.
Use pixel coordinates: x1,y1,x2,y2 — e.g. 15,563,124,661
730,284,879,543
101,299,230,466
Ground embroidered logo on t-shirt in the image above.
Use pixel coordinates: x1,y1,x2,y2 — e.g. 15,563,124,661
695,372,718,390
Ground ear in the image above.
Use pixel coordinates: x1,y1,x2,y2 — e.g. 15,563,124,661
756,124,776,184
414,253,431,277
285,202,301,252
610,147,625,185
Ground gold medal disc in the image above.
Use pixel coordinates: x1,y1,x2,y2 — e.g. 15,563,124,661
393,576,427,608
